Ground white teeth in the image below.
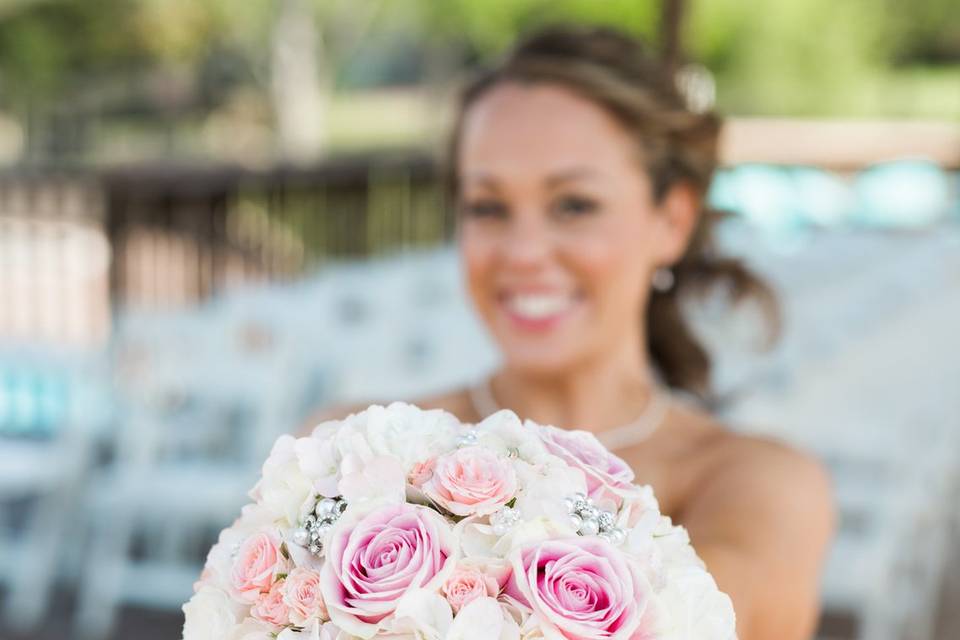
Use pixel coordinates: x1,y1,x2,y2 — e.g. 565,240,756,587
507,294,573,319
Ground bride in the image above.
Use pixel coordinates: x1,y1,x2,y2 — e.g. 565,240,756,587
309,25,833,640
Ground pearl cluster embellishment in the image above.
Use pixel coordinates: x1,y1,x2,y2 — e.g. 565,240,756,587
293,496,347,556
565,493,626,545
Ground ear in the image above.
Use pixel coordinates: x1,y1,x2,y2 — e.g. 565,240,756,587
653,181,701,265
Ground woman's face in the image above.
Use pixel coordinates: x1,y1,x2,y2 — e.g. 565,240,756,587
457,82,693,374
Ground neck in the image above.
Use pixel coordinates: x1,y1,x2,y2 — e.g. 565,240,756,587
490,345,659,435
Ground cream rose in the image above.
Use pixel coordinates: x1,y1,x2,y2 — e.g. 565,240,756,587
230,531,286,603
423,447,517,517
284,567,329,625
442,565,500,613
251,579,290,627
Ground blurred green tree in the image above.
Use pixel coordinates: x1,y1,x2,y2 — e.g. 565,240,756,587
0,0,955,162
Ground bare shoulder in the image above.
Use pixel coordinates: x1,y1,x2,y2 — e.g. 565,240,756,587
706,429,834,511
666,401,833,509
682,411,836,545
298,388,476,437
676,414,836,638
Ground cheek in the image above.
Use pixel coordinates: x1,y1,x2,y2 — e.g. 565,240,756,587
458,226,497,304
559,223,650,306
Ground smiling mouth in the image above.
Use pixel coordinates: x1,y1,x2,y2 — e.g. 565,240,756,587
499,291,583,326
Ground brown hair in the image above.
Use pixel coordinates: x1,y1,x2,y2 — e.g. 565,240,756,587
448,25,779,402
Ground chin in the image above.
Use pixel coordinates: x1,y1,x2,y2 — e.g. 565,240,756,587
499,343,586,377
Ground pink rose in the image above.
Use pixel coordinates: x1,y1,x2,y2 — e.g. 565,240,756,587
251,579,290,627
422,447,517,516
442,565,500,613
231,532,285,602
320,503,457,636
538,426,638,509
284,567,329,625
408,458,436,487
505,537,654,640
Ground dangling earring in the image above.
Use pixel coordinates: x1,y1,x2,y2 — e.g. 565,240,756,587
651,267,675,292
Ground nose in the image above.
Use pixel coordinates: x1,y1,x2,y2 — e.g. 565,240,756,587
499,214,553,270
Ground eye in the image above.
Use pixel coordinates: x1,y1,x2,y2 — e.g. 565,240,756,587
460,198,509,220
552,195,600,217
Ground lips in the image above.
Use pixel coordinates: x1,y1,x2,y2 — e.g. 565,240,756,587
498,290,583,331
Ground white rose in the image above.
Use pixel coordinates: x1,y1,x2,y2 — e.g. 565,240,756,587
655,566,737,640
253,435,315,525
182,585,245,640
517,613,551,639
456,518,499,558
653,519,703,571
625,514,703,590
473,412,551,464
356,403,461,467
385,589,454,639
226,617,274,640
277,620,319,640
617,484,661,520
513,457,588,526
337,452,406,505
199,529,245,593
449,596,519,640
276,620,343,640
457,517,564,560
296,427,344,497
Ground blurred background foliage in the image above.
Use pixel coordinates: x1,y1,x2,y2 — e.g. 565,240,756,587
0,0,956,165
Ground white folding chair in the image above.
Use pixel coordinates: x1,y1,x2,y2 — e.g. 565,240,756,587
72,306,310,639
0,346,104,631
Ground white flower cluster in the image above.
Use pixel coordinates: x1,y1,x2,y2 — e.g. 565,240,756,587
183,402,737,640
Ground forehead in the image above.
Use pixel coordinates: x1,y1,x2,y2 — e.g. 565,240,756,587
458,82,639,180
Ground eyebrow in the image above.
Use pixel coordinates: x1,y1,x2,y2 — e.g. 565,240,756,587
461,173,502,192
544,168,598,188
462,167,599,191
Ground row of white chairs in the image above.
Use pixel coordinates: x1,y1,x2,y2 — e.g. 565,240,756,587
723,227,960,640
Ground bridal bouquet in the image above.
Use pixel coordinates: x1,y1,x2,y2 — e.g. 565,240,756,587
183,403,736,639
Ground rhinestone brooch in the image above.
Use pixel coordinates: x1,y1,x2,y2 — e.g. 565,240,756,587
292,495,348,556
565,492,626,545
